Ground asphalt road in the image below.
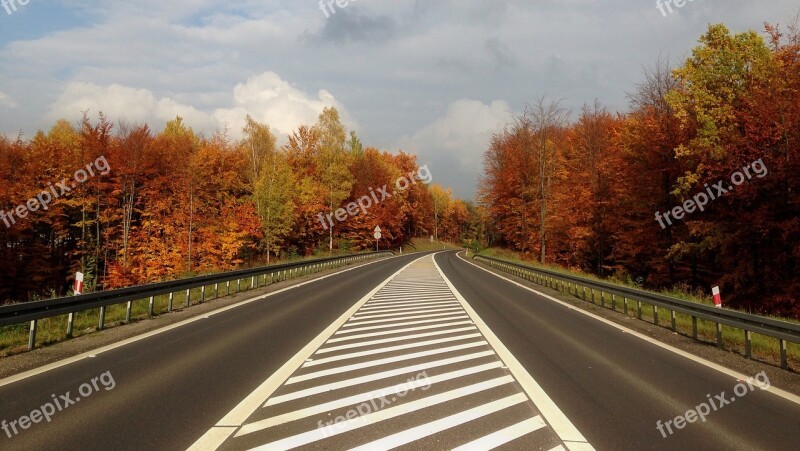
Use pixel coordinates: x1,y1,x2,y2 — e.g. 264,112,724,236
1,250,798,450
436,251,800,450
0,253,423,451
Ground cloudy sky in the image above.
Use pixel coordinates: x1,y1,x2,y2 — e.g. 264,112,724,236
1,1,798,199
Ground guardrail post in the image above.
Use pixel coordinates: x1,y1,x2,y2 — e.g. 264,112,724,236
637,301,642,320
148,296,155,318
126,301,133,322
692,316,698,339
66,313,74,338
623,297,628,315
716,323,723,348
591,289,595,304
671,310,677,331
237,278,241,292
251,276,256,289
744,330,752,359
226,281,231,295
582,286,587,301
215,283,219,298
186,288,191,307
653,305,659,326
611,294,616,312
169,292,174,312
201,286,206,303
28,320,37,350
600,291,605,307
98,306,106,330
780,340,788,369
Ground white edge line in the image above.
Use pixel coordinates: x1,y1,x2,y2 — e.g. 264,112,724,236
186,254,431,451
433,254,594,448
0,255,395,389
457,252,800,407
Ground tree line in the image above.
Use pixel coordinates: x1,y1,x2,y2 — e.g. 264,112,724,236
0,107,484,302
480,23,800,318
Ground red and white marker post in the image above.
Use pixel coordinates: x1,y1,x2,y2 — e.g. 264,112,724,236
74,272,84,295
712,286,722,308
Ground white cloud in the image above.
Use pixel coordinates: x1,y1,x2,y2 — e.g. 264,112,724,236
399,99,510,170
397,99,510,198
46,72,357,139
213,72,358,138
47,83,215,130
0,92,17,109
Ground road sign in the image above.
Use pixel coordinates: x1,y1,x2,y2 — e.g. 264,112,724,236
374,226,382,240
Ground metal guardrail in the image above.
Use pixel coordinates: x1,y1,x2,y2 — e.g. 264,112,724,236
473,254,800,369
2,251,394,350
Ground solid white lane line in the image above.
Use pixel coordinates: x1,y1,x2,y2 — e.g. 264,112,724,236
318,326,478,353
343,311,467,327
351,307,463,320
451,416,548,451
458,252,800,407
287,341,490,384
434,255,594,449
265,350,496,406
252,377,516,450
235,362,504,436
349,393,528,451
335,316,471,334
186,255,425,451
303,333,484,367
326,321,475,343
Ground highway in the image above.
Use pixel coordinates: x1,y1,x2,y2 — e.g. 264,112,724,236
1,251,798,450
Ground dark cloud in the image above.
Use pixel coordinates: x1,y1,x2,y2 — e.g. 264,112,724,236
484,38,517,71
306,7,397,44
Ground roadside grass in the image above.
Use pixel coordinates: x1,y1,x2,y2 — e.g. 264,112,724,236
0,253,372,358
475,247,800,367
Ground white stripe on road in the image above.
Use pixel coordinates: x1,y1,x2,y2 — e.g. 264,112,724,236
334,316,471,334
343,311,467,327
252,377,516,450
451,416,548,451
317,326,477,353
361,298,458,312
351,306,463,320
326,321,474,343
349,393,529,451
235,362,503,436
265,350,496,406
288,341,489,383
303,333,483,367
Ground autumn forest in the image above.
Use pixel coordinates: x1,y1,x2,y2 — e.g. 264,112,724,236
1,23,799,319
